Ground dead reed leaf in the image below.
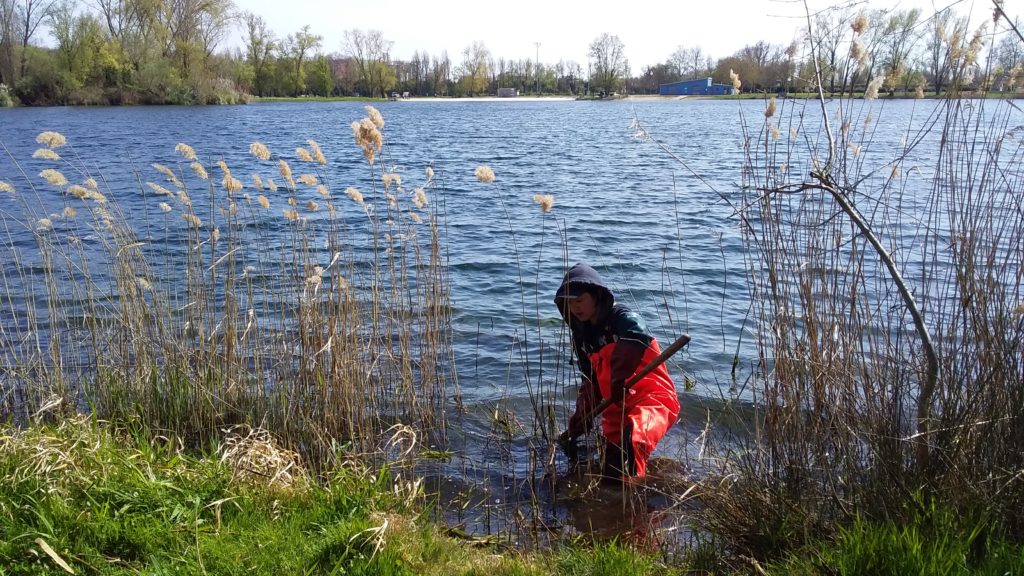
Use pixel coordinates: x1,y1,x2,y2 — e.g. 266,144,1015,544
218,427,307,491
383,424,417,460
30,395,63,423
34,538,75,574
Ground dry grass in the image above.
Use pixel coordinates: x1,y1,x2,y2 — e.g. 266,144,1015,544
219,426,308,492
693,11,1024,560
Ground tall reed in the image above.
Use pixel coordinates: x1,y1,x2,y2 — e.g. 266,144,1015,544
695,8,1024,561
0,108,455,468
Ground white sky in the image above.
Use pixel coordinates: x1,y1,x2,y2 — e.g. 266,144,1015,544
228,0,1022,69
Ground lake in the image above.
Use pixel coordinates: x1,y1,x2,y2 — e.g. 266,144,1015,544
1,98,766,399
2,96,1020,538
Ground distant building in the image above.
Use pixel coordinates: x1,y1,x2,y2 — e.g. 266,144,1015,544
659,78,735,96
496,87,519,98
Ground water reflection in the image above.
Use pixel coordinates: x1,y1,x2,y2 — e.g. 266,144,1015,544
422,454,698,550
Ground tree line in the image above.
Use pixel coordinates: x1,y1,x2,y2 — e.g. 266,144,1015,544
0,0,1021,106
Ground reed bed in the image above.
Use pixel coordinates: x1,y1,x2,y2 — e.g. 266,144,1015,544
0,108,456,467
691,12,1024,564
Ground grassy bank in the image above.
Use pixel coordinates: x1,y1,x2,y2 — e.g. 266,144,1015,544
769,513,1024,575
3,418,1021,574
0,417,681,575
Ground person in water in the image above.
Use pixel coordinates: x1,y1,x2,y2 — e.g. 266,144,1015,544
555,263,680,478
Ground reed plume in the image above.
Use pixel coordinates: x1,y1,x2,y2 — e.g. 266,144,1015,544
366,105,385,129
250,142,272,161
35,131,66,149
147,182,174,196
346,187,365,206
474,166,495,183
152,163,182,188
190,162,209,180
307,140,327,164
40,169,67,187
175,143,197,161
865,76,884,99
412,188,428,209
852,12,868,34
382,173,401,190
531,194,554,212
352,118,383,164
32,148,60,161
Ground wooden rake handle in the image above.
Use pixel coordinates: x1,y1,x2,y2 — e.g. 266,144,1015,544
557,332,690,456
581,332,691,423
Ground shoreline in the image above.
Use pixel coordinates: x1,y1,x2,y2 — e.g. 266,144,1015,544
255,92,1024,104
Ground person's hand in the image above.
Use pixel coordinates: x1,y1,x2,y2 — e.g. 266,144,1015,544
566,412,592,438
557,430,572,449
557,430,579,460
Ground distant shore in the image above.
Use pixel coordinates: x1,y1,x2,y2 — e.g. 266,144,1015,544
401,96,575,102
253,92,1024,105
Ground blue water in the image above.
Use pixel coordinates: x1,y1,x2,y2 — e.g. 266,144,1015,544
0,99,768,401
3,97,1008,384
4,96,1021,398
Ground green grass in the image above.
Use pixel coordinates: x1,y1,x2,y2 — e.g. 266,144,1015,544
768,509,1024,576
0,418,686,575
9,418,1020,575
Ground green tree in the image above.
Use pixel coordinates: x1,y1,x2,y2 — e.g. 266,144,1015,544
878,8,922,94
712,56,755,92
807,6,852,94
0,0,15,84
242,11,274,96
0,0,54,85
306,54,331,96
283,24,320,95
457,40,490,95
993,20,1024,91
429,49,450,96
93,0,161,77
49,0,93,89
635,62,676,93
669,45,712,80
588,33,628,94
343,28,392,98
923,10,962,95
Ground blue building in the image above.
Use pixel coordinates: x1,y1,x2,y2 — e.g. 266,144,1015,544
659,78,735,96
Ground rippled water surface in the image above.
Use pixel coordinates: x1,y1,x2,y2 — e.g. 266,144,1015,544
1,99,772,398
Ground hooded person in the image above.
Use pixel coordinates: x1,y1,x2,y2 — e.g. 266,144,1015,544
555,263,680,478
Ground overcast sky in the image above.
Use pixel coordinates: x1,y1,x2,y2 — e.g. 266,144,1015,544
226,0,1022,69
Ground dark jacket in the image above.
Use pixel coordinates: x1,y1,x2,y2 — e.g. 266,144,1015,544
555,263,649,407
